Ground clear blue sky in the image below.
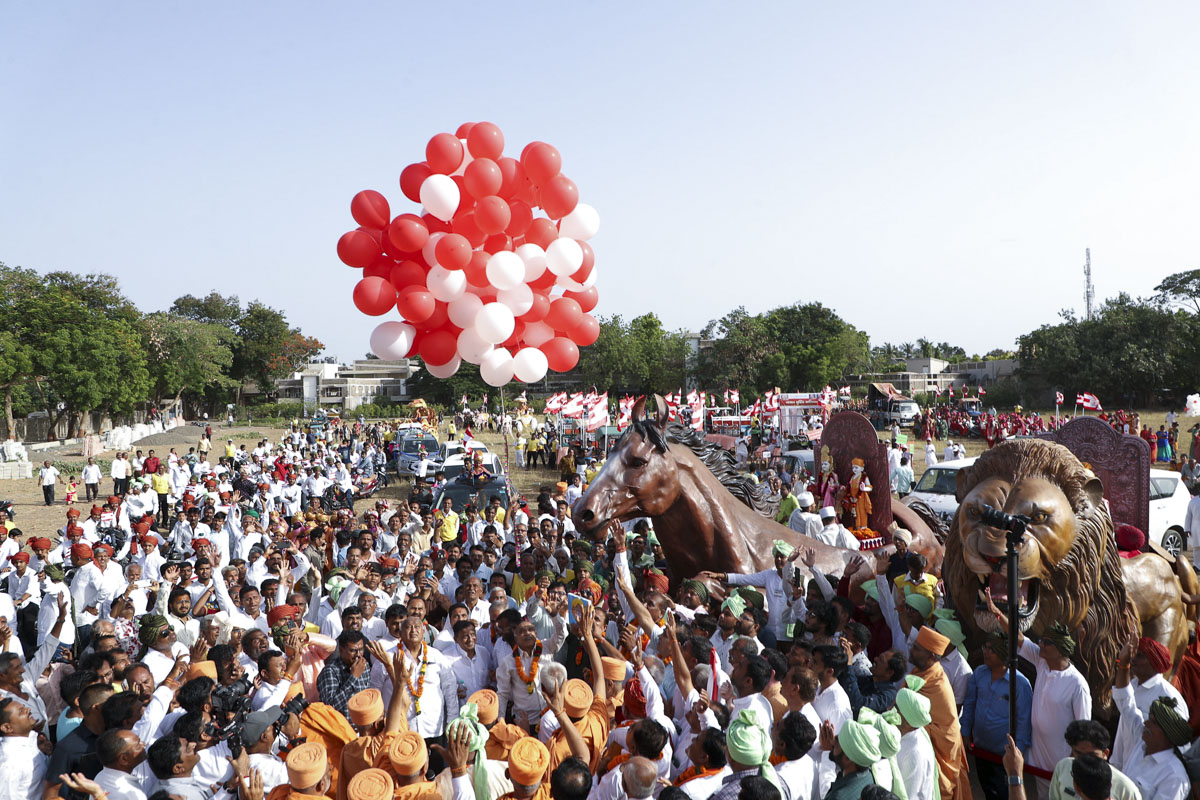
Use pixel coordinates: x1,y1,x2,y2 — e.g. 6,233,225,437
3,2,1198,363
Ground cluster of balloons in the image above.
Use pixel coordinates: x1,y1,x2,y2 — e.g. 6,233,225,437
340,122,601,387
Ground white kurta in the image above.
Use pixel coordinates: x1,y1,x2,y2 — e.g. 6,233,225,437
727,566,797,641
1018,639,1091,771
0,734,48,800
1110,673,1188,770
898,728,938,800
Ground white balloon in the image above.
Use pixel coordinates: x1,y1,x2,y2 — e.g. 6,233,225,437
497,283,534,316
447,293,483,329
450,138,473,177
420,174,460,222
512,347,549,383
422,232,446,268
479,348,514,387
521,320,555,347
515,243,547,283
486,251,525,291
582,267,598,289
425,356,462,378
456,327,493,364
475,302,516,345
558,203,599,240
545,238,583,276
427,266,466,302
369,321,416,360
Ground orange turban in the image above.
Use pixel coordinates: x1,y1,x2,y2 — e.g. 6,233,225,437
508,736,550,786
387,731,427,778
915,626,951,657
601,657,628,681
185,661,217,682
348,689,384,727
1139,637,1172,673
286,741,328,789
66,508,81,518
469,689,498,725
267,604,301,627
563,679,593,717
485,723,528,762
346,768,393,800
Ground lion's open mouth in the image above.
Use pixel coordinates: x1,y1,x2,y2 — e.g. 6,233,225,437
974,567,1040,633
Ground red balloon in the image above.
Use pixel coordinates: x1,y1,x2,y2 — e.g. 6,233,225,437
399,162,432,204
464,251,491,287
483,233,512,254
528,270,557,291
418,300,450,331
419,329,458,366
389,260,427,290
422,213,452,235
501,320,526,350
475,195,512,235
564,285,598,313
525,218,559,250
337,229,381,268
467,122,505,160
505,200,533,237
463,158,502,199
434,234,472,270
363,259,392,280
497,157,524,200
353,277,397,316
396,286,436,323
545,297,583,332
569,313,600,347
455,122,475,139
426,133,464,174
520,141,543,160
538,174,578,219
351,190,390,230
387,214,429,253
451,212,486,248
522,142,562,186
576,240,595,273
519,292,551,323
451,175,473,216
541,337,580,372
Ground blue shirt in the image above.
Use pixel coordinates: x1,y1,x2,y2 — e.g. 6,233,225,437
960,665,1032,756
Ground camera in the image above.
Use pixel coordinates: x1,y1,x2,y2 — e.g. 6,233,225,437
212,675,254,719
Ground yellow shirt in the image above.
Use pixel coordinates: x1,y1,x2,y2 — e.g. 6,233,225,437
435,510,460,542
511,574,538,603
151,474,171,494
225,445,236,459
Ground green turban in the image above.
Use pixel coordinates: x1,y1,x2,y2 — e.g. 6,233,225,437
574,559,594,575
737,587,765,610
726,709,782,792
646,531,660,547
324,569,352,604
895,687,932,728
859,708,906,800
138,614,171,647
934,619,967,658
931,608,957,621
721,594,747,618
1041,623,1077,658
837,719,882,768
448,703,490,800
859,579,880,601
681,579,709,603
44,564,66,582
903,674,926,693
243,508,261,520
986,631,1010,661
772,540,795,559
1150,696,1192,747
905,592,933,620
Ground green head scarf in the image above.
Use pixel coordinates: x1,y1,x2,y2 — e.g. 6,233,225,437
930,607,957,621
903,674,926,693
44,564,66,583
1041,623,1077,658
721,594,747,618
324,570,353,604
934,619,967,658
772,540,795,559
138,614,171,647
448,703,490,800
858,708,906,800
904,592,933,620
726,709,782,793
859,579,880,601
836,719,882,768
736,587,764,610
894,687,932,728
681,579,709,603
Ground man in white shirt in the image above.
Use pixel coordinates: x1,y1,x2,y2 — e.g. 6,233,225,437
787,491,823,538
894,686,938,800
38,460,62,506
810,643,853,798
1184,486,1200,571
1111,636,1189,771
0,696,49,800
110,452,131,496
814,507,861,551
93,729,149,800
82,457,103,502
1113,668,1191,800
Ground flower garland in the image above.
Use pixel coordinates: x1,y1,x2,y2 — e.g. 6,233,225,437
515,641,543,694
408,643,428,714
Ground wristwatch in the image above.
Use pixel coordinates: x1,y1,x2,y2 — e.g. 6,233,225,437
1007,775,1022,786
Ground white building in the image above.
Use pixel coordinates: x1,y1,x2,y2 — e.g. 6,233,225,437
269,359,419,411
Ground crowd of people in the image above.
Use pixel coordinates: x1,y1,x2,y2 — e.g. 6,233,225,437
0,414,1197,800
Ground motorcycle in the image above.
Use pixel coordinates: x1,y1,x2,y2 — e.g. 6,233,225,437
0,499,13,520
353,472,380,500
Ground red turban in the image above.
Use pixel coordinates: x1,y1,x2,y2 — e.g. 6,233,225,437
66,524,83,537
643,570,670,594
93,543,114,556
192,538,211,547
10,552,29,564
624,676,646,718
267,605,301,627
141,535,159,546
1116,525,1146,558
66,508,81,518
91,505,104,515
71,543,93,559
106,496,119,506
1139,637,1172,673
30,538,52,550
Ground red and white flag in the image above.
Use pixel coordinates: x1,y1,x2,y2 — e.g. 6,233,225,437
978,386,987,397
617,395,635,429
765,388,781,412
561,393,585,418
947,386,955,399
1055,391,1064,406
725,389,740,405
933,385,942,397
461,393,468,406
686,389,700,407
1077,392,1103,411
839,386,851,396
748,398,761,416
586,393,610,432
691,403,703,431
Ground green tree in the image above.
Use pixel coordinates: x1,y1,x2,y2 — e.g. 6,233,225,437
1154,269,1200,314
143,312,238,415
230,302,324,398
171,292,244,327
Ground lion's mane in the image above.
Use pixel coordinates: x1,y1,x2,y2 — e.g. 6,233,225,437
944,439,1137,709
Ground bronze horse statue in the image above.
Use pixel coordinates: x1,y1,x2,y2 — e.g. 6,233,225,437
574,395,943,585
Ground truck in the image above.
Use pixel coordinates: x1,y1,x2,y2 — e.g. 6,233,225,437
867,382,920,428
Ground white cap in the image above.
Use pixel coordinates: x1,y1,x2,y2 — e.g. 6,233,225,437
796,491,815,507
820,506,837,519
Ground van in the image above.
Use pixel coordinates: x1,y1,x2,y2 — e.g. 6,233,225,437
886,400,920,427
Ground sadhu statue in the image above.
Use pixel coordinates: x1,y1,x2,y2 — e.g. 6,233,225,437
574,394,942,587
943,437,1199,710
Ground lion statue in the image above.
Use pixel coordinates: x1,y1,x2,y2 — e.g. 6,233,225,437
944,438,1198,711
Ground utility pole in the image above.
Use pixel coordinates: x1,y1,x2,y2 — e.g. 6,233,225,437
1084,248,1095,320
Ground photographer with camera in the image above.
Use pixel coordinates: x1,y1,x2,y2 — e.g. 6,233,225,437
240,704,303,794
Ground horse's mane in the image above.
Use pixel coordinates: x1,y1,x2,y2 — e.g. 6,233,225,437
624,419,778,516
947,439,1136,710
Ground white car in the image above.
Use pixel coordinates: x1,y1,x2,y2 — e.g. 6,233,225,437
906,456,1190,556
439,439,490,462
441,451,505,481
